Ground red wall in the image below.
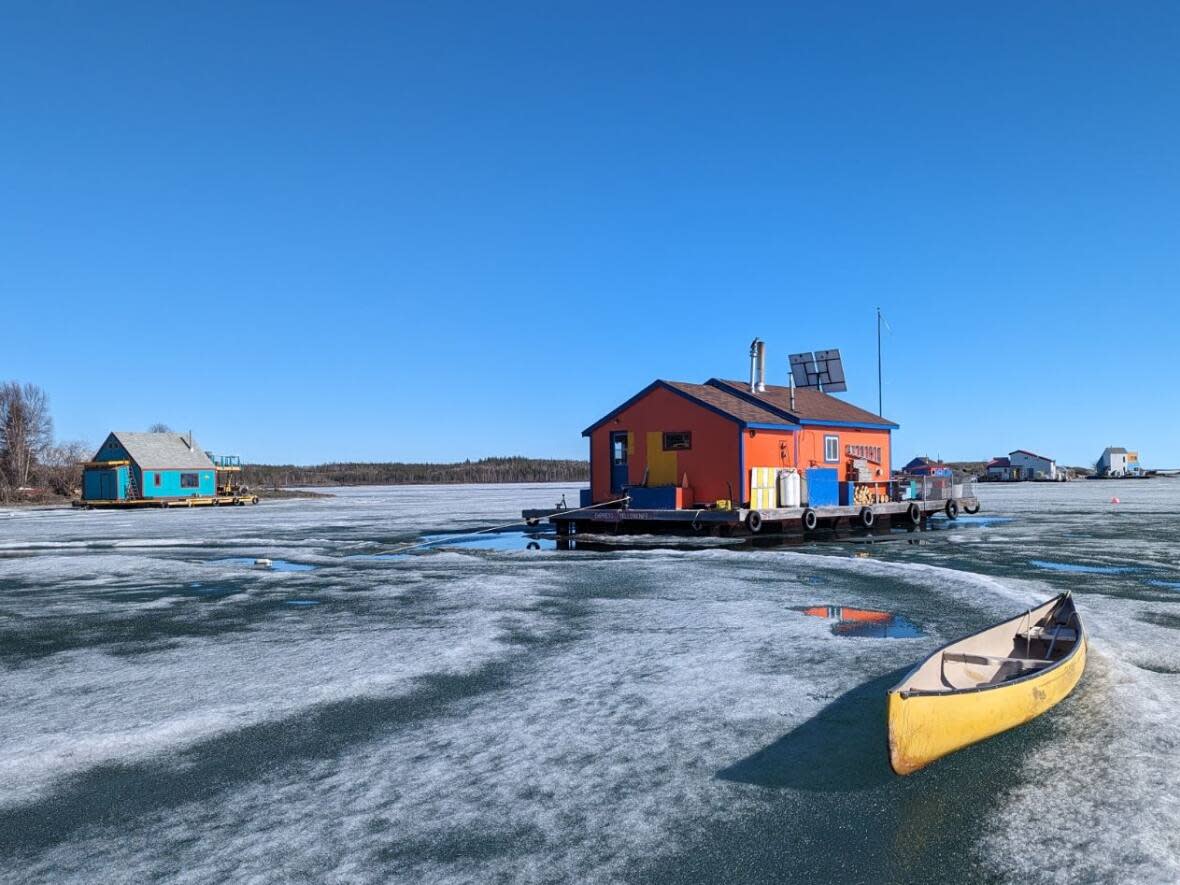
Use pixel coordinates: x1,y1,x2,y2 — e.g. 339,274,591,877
589,385,741,505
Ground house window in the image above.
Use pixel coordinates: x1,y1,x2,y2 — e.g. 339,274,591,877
153,473,161,487
824,435,839,462
663,431,692,451
180,473,200,488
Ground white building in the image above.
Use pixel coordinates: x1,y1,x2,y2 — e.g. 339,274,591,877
1097,447,1141,477
1008,449,1058,481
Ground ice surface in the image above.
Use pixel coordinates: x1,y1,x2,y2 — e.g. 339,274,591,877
3,480,1180,883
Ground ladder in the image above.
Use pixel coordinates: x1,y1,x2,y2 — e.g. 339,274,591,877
125,466,140,500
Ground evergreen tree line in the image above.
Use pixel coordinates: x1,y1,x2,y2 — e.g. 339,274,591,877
241,457,589,488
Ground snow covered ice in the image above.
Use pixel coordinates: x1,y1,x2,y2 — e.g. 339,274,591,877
2,481,1180,883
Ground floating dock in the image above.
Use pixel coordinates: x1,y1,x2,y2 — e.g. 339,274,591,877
524,492,979,539
74,494,260,509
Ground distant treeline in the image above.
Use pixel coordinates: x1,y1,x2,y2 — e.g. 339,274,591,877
241,456,589,488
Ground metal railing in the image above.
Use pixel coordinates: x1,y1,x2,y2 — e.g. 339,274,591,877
890,475,975,503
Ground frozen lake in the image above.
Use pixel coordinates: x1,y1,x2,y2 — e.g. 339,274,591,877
2,480,1179,883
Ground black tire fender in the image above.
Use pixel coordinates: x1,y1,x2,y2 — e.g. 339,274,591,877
746,510,764,533
945,499,960,519
859,507,875,528
907,502,922,525
802,508,818,531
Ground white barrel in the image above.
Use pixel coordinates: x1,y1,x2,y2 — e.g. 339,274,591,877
777,468,802,507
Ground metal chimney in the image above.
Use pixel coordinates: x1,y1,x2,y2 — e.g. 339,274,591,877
749,338,761,392
756,341,767,392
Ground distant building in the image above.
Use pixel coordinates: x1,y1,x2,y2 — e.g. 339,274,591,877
82,431,217,502
901,456,952,477
1009,449,1058,481
985,450,1059,481
1097,447,1142,478
985,456,1016,481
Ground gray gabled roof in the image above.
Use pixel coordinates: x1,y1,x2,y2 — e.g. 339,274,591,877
99,432,215,470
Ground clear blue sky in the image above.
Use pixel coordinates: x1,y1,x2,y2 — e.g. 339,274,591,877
3,2,1178,467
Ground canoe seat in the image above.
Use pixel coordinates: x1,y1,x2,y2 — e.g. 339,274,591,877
1018,625,1078,643
942,652,1053,668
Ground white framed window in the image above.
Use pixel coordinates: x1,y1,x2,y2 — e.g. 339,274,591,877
824,435,839,462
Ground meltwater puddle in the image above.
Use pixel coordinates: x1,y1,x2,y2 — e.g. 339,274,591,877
1029,559,1139,575
796,604,923,638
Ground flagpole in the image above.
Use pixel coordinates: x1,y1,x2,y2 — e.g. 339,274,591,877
877,307,883,416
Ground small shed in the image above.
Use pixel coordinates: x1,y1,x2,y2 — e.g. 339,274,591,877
986,457,1015,481
83,432,218,502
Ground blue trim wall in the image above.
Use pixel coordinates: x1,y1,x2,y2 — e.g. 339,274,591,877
797,418,900,430
742,421,799,431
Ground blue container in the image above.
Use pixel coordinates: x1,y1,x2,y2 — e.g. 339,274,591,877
579,488,592,508
806,468,839,507
626,486,680,509
839,481,856,506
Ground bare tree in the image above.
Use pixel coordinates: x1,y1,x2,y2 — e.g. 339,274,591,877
148,422,172,433
0,382,54,488
40,440,91,496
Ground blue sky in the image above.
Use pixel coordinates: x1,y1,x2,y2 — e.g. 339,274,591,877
3,2,1178,467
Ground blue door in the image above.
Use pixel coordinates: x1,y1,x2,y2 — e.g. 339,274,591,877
610,432,629,493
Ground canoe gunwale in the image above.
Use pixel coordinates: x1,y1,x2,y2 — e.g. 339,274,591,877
889,593,1085,700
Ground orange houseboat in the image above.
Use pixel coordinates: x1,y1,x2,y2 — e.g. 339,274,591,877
582,376,897,509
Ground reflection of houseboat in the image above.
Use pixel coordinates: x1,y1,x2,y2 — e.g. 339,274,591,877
523,340,980,538
800,605,921,638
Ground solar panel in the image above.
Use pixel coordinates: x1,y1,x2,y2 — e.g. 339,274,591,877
814,349,847,393
788,348,847,392
789,352,814,388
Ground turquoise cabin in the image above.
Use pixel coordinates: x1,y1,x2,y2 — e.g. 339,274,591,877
82,431,218,502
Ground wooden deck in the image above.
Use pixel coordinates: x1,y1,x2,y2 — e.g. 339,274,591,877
524,496,979,538
73,495,260,509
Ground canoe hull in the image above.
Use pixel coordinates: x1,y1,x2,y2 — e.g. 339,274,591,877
888,626,1086,776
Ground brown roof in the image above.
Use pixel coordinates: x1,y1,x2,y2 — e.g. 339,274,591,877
582,377,897,436
709,379,897,427
663,381,786,424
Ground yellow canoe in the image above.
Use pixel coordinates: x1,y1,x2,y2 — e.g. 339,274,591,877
887,592,1086,776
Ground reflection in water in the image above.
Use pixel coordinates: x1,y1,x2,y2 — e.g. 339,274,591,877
799,605,923,638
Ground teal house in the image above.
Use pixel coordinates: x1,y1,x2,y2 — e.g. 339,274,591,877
82,431,218,502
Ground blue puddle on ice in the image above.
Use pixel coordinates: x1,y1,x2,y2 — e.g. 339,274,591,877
284,599,321,607
1029,559,1138,575
412,531,555,553
212,557,316,572
797,604,923,638
952,515,1015,527
1148,580,1180,590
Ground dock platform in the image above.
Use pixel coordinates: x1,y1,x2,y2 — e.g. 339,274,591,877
73,495,260,510
524,495,979,538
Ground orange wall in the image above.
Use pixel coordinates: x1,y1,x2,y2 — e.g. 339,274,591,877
741,426,892,500
589,385,740,504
